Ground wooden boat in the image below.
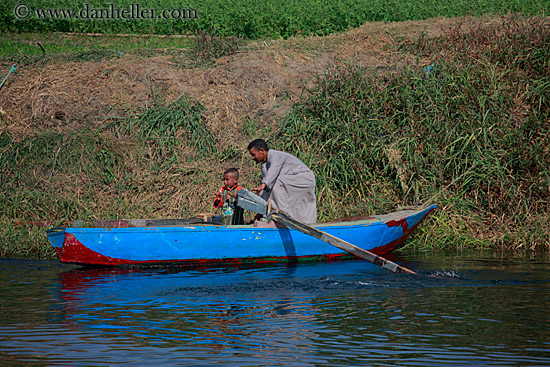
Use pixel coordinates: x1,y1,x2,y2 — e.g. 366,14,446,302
46,205,436,267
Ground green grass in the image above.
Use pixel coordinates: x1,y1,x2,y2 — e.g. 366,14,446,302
0,32,191,65
0,128,128,220
1,0,548,39
114,92,218,157
0,221,56,258
0,33,188,56
272,16,550,249
0,29,242,66
1,15,549,258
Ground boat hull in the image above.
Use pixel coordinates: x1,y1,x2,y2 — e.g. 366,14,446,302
47,205,436,267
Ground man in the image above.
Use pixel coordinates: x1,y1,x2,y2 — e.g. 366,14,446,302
248,139,317,224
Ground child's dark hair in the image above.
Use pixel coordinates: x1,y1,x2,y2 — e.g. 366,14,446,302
224,167,239,178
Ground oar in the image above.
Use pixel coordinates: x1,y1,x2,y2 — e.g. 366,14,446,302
269,211,417,274
235,189,416,274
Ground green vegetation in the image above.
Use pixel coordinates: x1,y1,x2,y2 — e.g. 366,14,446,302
0,29,241,67
118,93,217,156
0,223,57,258
0,128,130,220
0,32,190,65
1,0,549,39
1,15,549,258
184,30,242,66
276,16,549,249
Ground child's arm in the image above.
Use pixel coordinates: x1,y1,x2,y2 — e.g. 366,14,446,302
213,189,223,208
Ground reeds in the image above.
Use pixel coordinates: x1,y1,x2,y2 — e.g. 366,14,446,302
122,92,217,157
1,15,548,258
275,16,549,249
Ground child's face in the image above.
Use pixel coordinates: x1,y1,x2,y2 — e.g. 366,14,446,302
223,173,238,188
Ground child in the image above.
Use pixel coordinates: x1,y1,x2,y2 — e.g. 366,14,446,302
213,168,245,225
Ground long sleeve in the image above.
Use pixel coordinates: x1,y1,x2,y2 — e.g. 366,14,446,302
261,150,286,190
258,149,316,223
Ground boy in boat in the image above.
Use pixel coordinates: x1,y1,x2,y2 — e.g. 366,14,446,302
213,168,245,225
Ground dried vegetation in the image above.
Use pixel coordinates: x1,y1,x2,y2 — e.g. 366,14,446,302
1,15,548,257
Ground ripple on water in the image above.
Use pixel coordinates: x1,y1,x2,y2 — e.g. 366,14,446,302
0,254,549,366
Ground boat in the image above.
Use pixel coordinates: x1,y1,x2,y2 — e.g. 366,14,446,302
46,205,436,267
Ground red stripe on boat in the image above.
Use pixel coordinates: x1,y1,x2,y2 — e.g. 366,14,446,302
374,206,436,254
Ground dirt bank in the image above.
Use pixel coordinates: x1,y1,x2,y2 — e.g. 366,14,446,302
0,16,488,145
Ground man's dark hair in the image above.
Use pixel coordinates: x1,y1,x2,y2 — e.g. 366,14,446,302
247,139,269,151
224,167,239,178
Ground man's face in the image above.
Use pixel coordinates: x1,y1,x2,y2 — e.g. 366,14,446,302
249,148,266,163
224,173,238,188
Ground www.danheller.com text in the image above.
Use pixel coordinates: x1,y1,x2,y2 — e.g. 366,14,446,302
13,3,198,21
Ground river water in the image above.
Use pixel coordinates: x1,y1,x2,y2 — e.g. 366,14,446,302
1,250,549,366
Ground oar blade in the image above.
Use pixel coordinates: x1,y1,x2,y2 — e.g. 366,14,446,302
236,188,268,215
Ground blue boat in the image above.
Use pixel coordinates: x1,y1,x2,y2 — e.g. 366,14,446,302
46,205,436,267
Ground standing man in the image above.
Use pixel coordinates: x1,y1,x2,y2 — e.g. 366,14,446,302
248,139,317,224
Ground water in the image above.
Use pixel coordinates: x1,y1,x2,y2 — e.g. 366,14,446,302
1,251,549,366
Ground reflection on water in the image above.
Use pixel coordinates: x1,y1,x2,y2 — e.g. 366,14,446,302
0,251,549,366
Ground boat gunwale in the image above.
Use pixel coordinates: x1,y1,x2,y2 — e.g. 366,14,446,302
47,206,435,234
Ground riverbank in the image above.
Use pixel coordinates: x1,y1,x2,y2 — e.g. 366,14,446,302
1,15,548,258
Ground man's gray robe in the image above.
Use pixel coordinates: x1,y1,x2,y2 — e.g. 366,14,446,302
260,150,317,224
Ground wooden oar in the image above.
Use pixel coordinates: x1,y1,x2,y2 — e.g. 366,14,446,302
235,189,416,274
270,211,417,275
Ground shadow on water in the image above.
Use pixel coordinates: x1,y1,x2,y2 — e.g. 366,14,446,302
0,250,549,366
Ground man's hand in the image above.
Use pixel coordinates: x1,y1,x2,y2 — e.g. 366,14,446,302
251,183,266,193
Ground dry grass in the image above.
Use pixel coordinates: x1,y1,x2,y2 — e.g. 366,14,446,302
1,16,483,144
2,15,548,258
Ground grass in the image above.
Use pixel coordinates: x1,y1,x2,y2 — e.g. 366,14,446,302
272,16,549,249
117,92,217,156
1,15,549,258
0,221,57,258
0,128,128,219
1,0,548,39
0,29,242,68
184,29,242,66
0,33,189,56
0,32,192,66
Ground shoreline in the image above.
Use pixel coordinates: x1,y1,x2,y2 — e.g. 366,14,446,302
1,15,549,258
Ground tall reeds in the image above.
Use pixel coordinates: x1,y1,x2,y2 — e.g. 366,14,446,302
123,92,217,157
1,16,548,257
275,16,549,248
